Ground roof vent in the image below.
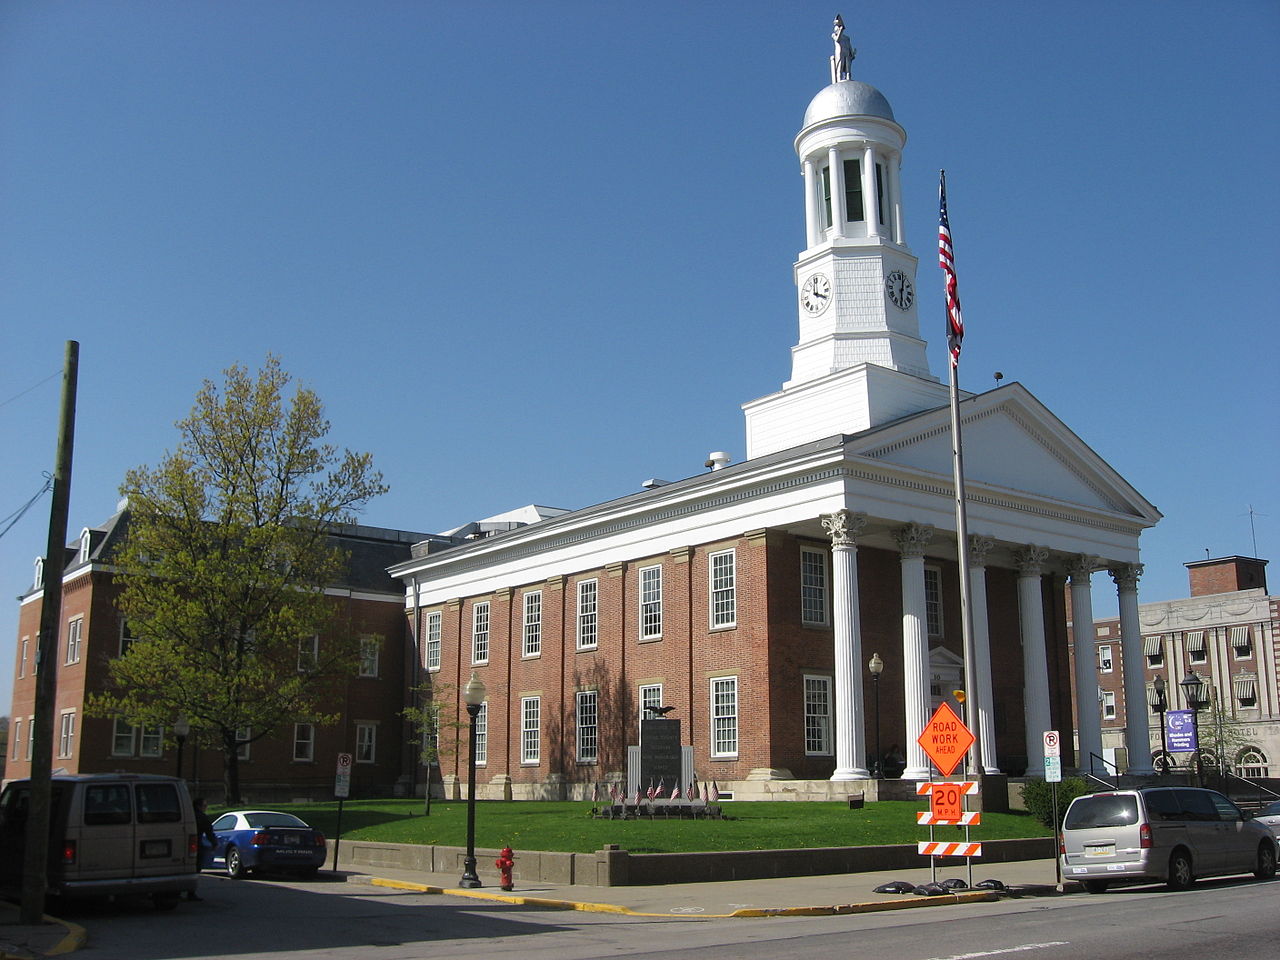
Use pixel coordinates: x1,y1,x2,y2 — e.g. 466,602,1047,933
705,451,731,471
642,478,670,490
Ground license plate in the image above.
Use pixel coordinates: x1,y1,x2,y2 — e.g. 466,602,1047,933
1086,844,1114,857
281,834,299,844
140,839,172,858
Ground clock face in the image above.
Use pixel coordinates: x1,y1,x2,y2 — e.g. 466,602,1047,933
800,273,832,315
885,269,914,311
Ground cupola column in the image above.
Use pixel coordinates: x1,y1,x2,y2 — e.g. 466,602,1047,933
802,158,820,247
827,146,846,238
862,144,882,238
887,154,904,243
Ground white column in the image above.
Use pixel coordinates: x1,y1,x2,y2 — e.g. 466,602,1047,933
822,510,870,780
828,147,846,238
1112,563,1155,775
803,157,819,248
969,535,1000,773
888,153,904,243
862,144,881,238
1014,545,1053,772
895,522,934,780
1068,554,1104,775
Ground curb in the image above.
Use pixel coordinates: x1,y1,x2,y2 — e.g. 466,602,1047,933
365,876,1003,918
0,912,87,960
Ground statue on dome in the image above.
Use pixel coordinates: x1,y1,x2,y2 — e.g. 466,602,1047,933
830,14,856,84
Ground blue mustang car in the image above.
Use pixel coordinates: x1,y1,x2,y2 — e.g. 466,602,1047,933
210,810,327,879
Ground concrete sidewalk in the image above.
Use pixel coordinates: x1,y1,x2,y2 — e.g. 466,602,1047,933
0,859,1075,956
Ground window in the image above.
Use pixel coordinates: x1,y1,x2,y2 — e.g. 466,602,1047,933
65,616,83,665
820,165,832,229
424,611,442,671
800,549,828,625
1233,676,1259,707
710,550,736,628
521,697,541,764
1101,690,1116,720
33,556,43,590
11,719,21,760
1236,747,1268,779
359,636,380,678
58,710,76,758
472,602,490,665
26,716,34,760
78,528,92,563
84,784,131,825
639,683,664,721
18,637,29,678
297,635,319,672
1098,644,1113,673
711,677,739,757
1186,630,1206,664
639,565,662,639
236,727,252,761
923,567,943,637
576,690,599,763
474,702,488,765
112,720,137,757
294,723,315,762
843,157,863,221
1144,635,1164,667
804,675,832,755
355,723,376,763
136,783,182,823
1230,626,1253,660
523,591,542,658
139,725,162,757
576,579,598,650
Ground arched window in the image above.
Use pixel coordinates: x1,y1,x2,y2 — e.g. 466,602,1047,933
1236,747,1268,779
78,528,92,563
1152,750,1176,773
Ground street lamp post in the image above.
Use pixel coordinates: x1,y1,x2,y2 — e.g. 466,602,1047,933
460,671,486,888
1180,671,1205,787
173,715,190,780
868,653,884,778
1152,675,1168,775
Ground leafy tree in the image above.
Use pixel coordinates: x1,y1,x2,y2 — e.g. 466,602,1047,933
400,680,465,815
88,356,387,802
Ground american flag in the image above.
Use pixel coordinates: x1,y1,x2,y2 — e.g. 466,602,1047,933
609,782,620,803
634,785,642,806
938,170,964,367
670,781,681,800
700,781,710,802
687,777,698,801
591,782,600,803
709,780,720,802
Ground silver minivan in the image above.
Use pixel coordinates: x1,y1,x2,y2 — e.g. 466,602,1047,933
0,773,199,908
1060,786,1277,893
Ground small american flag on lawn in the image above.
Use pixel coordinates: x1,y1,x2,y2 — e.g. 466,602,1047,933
687,777,698,801
670,781,680,800
634,785,643,806
591,782,600,803
700,781,710,802
938,170,964,368
709,780,720,802
609,783,620,803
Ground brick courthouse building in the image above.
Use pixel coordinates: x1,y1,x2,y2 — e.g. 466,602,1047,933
390,63,1163,801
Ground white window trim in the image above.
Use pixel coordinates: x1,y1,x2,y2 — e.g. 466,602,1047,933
26,715,34,760
472,601,490,665
358,636,380,678
576,690,599,764
355,722,377,763
576,579,599,650
78,528,92,564
474,702,488,766
1098,644,1114,674
800,548,828,626
521,697,541,765
19,637,29,678
639,565,663,640
424,610,442,671
58,709,76,759
293,723,315,762
710,677,739,758
65,616,83,665
139,725,163,758
923,565,943,638
111,719,136,757
803,674,833,756
709,549,737,629
298,635,319,673
236,726,252,761
1101,690,1117,720
11,718,22,761
639,683,664,722
523,590,542,659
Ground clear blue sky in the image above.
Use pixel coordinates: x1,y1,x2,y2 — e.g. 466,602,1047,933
3,1,1278,716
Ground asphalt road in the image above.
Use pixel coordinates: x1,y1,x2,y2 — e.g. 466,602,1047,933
50,871,1280,960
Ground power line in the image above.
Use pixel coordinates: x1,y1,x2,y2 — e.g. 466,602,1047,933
0,474,53,542
0,369,60,411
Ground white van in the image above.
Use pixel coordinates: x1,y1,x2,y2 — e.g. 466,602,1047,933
0,773,199,908
1060,786,1277,893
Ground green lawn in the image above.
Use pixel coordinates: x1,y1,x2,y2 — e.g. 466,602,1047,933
234,799,1051,854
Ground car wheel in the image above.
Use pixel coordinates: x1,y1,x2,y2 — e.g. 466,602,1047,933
1254,842,1277,880
1081,879,1108,894
226,845,247,879
1166,849,1194,891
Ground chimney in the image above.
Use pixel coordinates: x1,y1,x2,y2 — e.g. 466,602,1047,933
1184,556,1268,597
705,451,731,471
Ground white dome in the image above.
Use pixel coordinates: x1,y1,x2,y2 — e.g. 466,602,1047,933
802,80,896,127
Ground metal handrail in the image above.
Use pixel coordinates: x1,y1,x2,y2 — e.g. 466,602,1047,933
1216,769,1280,806
1085,751,1118,790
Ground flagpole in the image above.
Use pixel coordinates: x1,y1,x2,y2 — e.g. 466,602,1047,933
939,171,984,787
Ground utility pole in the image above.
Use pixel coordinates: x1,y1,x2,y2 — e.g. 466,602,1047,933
21,341,79,924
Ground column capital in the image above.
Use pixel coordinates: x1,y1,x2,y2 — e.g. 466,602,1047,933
1013,544,1050,577
1066,553,1101,582
892,522,934,559
967,534,996,568
1109,563,1144,593
821,509,868,547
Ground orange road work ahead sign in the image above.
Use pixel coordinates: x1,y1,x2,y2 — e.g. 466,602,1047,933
917,702,975,776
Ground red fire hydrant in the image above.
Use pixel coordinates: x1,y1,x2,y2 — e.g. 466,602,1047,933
495,846,515,891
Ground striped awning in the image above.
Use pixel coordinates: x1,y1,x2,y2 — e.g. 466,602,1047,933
1146,685,1165,708
1143,635,1163,656
1185,631,1206,652
1233,677,1258,703
1229,625,1252,652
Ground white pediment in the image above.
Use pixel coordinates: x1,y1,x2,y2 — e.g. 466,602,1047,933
849,383,1159,522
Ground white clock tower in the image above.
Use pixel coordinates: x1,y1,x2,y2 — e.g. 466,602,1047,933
743,73,952,459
